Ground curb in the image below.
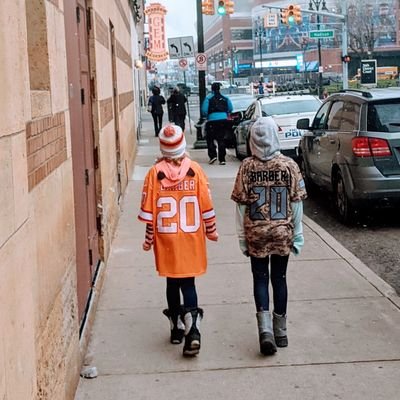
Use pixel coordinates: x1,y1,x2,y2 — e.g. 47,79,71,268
303,215,400,309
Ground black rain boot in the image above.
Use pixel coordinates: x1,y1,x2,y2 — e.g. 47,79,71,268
182,308,203,356
273,312,288,347
256,311,277,356
163,308,185,344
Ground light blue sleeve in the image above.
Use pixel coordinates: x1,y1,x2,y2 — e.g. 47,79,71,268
291,201,304,255
201,96,210,118
235,204,248,256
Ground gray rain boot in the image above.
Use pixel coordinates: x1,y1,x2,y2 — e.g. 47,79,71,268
273,312,288,347
182,308,203,356
163,308,185,344
256,311,277,355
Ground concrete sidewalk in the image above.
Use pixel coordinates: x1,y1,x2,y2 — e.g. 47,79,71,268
75,113,400,400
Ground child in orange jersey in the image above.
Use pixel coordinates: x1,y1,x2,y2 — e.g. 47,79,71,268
138,124,218,356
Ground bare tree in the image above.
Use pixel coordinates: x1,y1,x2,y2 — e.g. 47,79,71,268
344,0,398,60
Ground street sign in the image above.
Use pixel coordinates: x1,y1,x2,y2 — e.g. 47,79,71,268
168,36,194,59
178,58,188,70
195,53,207,71
360,59,377,87
309,30,334,39
264,13,278,28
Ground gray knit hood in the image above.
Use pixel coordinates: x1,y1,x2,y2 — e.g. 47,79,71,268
249,117,281,161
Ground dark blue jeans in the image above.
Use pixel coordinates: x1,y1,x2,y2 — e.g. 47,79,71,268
166,277,197,313
250,254,289,315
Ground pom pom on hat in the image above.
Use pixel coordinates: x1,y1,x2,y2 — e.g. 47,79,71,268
158,124,186,159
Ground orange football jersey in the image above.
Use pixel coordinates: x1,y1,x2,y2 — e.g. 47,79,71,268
138,160,216,277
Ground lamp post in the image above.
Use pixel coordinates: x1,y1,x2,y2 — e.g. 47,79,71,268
194,0,207,149
309,0,328,98
225,45,237,85
254,18,265,82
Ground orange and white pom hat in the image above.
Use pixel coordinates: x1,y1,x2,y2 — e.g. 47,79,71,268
158,124,186,159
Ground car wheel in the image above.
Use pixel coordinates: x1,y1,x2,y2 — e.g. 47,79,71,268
334,171,354,224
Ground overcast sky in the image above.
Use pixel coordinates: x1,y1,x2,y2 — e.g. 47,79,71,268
155,0,197,39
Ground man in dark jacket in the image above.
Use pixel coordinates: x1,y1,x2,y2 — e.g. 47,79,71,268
201,82,233,165
148,86,166,136
167,87,188,131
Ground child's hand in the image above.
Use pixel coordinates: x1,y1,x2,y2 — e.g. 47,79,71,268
207,231,219,242
142,242,152,251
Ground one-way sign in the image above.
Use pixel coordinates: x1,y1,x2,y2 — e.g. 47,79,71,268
168,36,194,59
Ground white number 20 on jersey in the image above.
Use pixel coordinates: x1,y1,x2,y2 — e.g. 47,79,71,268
157,196,200,233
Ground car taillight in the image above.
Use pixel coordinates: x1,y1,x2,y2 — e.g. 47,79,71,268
352,137,392,157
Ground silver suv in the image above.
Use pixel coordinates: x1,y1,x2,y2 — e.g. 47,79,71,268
297,89,400,223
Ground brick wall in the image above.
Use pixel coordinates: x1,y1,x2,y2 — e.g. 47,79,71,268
26,112,67,191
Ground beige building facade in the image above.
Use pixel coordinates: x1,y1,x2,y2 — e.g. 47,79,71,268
0,0,144,398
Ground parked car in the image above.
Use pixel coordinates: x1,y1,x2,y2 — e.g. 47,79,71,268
201,93,254,148
234,94,321,160
297,88,400,223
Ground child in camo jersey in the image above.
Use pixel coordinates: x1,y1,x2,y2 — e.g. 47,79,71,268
231,117,307,356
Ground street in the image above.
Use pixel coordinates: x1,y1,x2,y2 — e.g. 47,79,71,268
304,189,400,296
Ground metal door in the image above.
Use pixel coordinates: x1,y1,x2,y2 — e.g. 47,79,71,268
64,0,100,322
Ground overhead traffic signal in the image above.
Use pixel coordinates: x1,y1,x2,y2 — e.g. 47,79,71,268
225,0,234,14
287,5,295,25
217,1,226,15
280,8,287,25
202,0,215,15
293,5,302,24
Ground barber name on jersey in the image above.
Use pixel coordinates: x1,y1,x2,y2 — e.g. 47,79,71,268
161,179,196,191
249,170,290,184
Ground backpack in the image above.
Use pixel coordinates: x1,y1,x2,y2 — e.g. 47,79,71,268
208,93,228,114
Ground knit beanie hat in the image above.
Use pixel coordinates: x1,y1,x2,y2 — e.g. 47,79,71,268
249,117,281,161
159,124,186,159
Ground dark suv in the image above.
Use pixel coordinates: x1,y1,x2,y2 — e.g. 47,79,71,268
297,89,400,223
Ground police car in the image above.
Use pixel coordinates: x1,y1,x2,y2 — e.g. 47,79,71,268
234,94,321,160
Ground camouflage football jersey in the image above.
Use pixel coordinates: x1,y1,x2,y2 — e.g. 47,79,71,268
231,154,307,257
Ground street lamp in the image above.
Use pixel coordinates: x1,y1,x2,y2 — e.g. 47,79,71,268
309,0,328,98
254,18,266,82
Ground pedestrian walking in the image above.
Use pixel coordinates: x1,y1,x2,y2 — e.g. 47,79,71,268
230,117,307,356
147,86,166,136
138,124,219,357
201,82,233,165
167,87,188,131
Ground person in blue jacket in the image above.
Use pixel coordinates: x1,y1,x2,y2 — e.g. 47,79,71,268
201,82,233,165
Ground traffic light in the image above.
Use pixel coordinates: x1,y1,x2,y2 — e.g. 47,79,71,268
280,8,287,25
287,4,295,25
293,5,302,24
342,55,351,63
226,0,234,15
202,0,215,15
217,0,226,15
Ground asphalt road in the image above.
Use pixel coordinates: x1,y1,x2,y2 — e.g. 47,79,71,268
304,189,400,296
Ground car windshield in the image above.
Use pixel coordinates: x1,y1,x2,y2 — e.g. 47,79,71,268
261,99,321,116
367,99,400,132
231,97,254,111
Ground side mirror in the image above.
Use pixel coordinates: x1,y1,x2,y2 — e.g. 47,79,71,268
297,118,311,130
